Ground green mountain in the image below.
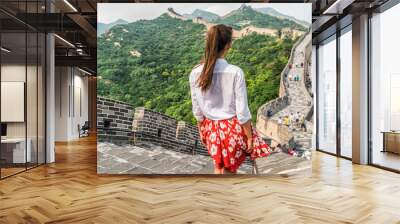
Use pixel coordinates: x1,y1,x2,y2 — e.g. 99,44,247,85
183,9,220,22
255,7,310,28
97,13,296,124
181,6,307,31
97,19,129,37
216,4,306,31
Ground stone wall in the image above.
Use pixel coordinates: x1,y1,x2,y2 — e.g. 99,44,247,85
167,8,187,20
301,34,314,125
166,7,303,41
258,96,290,117
97,97,134,143
132,107,208,156
176,121,201,146
256,113,294,148
97,97,208,155
256,32,309,147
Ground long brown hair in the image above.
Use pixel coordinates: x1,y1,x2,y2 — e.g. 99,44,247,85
197,24,232,92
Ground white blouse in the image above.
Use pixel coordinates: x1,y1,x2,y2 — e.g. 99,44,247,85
189,58,252,124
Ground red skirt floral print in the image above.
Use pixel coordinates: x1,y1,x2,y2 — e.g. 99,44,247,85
200,117,272,172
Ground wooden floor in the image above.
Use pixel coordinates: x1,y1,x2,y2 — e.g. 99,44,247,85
372,150,400,171
0,136,400,224
0,167,26,178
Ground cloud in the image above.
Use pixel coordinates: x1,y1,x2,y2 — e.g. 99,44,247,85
204,4,242,16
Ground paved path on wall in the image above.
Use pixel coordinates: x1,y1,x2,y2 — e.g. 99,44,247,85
271,34,313,158
97,142,310,175
97,142,252,174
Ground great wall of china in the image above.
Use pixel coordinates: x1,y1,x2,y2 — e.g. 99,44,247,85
256,30,313,159
97,97,254,174
97,9,313,175
97,28,313,174
166,8,304,40
98,97,206,155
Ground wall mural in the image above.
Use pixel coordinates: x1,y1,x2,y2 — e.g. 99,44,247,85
97,3,313,175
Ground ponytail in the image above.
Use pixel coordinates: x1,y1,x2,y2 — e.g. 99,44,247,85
197,24,232,92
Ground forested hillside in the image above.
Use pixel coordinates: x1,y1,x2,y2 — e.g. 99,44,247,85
181,5,308,31
98,12,297,124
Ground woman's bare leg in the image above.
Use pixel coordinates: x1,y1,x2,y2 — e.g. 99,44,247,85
214,167,223,174
222,168,236,174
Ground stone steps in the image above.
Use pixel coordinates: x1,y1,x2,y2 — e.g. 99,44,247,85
98,142,254,174
266,35,313,155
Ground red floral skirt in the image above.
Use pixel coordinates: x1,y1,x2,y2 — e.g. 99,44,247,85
200,117,272,172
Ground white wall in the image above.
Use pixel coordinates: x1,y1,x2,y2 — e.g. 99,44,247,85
55,66,69,141
54,67,89,141
70,72,89,138
1,65,26,140
1,82,25,122
1,63,46,164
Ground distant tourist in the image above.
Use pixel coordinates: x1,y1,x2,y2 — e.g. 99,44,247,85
297,74,301,81
289,112,295,125
267,109,273,117
295,112,301,126
284,116,290,126
300,115,307,132
277,117,283,125
189,24,273,175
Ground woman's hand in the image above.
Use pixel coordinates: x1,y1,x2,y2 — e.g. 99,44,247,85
246,138,253,154
241,120,253,153
199,131,206,145
198,122,206,145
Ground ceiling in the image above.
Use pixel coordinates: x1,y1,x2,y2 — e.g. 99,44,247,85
311,0,391,43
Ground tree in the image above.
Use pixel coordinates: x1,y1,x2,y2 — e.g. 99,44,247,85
98,14,297,124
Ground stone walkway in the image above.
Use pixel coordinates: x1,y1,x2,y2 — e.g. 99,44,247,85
270,33,313,158
98,142,253,174
98,142,311,175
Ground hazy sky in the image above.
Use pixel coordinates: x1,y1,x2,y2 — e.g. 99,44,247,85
98,3,311,24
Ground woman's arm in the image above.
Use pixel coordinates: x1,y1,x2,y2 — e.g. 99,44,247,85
234,69,252,124
197,122,206,145
234,69,253,153
189,73,205,146
189,73,204,122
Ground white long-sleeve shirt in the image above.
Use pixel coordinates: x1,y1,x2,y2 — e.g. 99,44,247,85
189,58,252,124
